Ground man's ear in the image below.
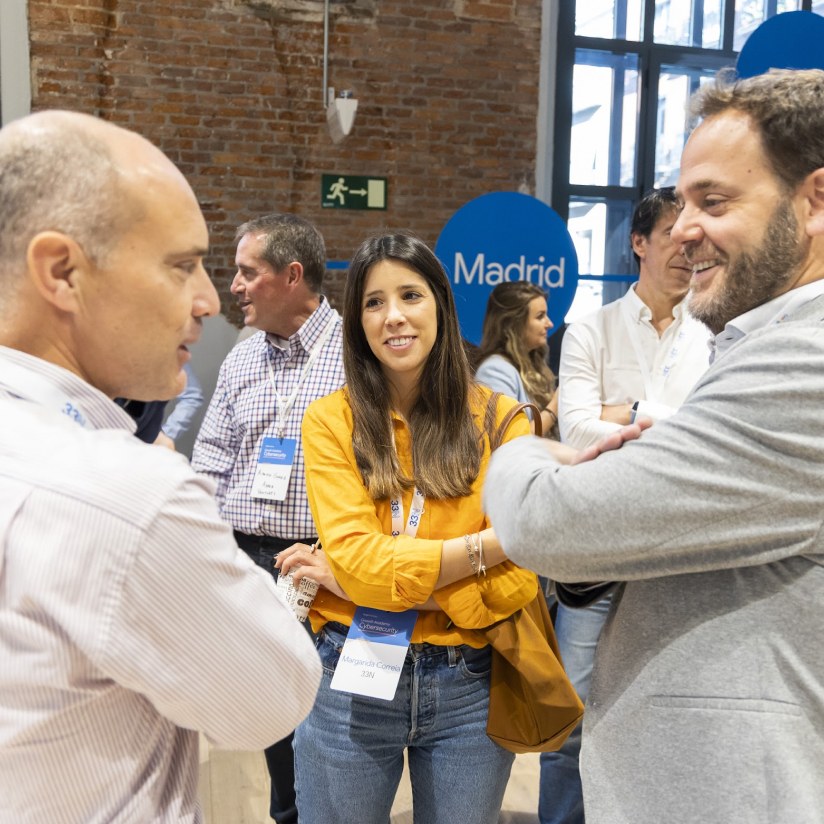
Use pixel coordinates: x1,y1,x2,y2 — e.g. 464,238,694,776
286,260,305,286
26,232,91,313
801,167,824,238
630,232,647,262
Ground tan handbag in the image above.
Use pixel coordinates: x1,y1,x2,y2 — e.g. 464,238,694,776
480,393,585,753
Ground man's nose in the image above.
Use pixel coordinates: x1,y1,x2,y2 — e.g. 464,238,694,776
194,266,220,318
230,271,242,294
671,208,701,247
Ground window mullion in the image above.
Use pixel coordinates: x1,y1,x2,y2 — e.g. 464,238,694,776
608,64,626,187
615,0,629,39
691,0,705,46
722,0,736,51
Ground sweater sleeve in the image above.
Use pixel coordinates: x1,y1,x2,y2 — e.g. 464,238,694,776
485,324,824,582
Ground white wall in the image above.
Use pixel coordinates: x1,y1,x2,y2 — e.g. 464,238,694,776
536,0,559,204
0,0,31,125
168,313,243,459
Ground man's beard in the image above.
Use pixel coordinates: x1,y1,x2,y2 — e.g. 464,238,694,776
688,198,807,335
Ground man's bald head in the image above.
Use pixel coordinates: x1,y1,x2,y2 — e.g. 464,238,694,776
0,111,188,305
0,110,218,401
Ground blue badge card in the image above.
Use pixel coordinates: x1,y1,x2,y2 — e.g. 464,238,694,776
251,437,297,502
330,607,418,700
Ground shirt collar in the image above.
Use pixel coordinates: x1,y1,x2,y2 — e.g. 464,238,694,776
0,346,137,432
265,296,336,355
713,279,824,359
622,282,690,323
622,282,650,322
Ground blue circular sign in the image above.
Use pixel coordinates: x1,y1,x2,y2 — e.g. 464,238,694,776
737,11,824,79
435,192,579,345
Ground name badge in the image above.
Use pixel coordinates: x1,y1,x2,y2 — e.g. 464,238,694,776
251,437,297,501
330,607,418,701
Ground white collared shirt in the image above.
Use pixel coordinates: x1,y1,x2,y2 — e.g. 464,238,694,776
0,346,321,823
713,279,824,361
558,285,712,449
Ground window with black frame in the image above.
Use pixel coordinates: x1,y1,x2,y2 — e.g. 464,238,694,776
552,0,823,321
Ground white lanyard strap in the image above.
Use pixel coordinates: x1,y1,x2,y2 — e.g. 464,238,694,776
620,299,686,403
390,488,426,538
388,427,425,538
0,360,91,428
267,313,338,438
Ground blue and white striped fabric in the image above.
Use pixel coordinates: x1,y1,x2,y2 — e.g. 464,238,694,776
192,297,345,539
0,346,322,823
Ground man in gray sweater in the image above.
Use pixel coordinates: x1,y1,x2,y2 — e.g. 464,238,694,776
485,69,824,824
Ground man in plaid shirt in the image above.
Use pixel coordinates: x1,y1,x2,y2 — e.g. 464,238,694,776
192,213,344,824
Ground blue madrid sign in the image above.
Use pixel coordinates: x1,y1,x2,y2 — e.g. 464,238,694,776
737,11,824,79
434,192,579,345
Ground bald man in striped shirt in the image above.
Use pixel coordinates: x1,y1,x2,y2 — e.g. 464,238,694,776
0,111,321,824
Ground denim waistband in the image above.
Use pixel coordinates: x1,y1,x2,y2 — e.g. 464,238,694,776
321,620,489,661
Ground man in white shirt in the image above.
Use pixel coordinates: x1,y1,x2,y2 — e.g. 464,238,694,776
0,110,321,824
542,188,710,824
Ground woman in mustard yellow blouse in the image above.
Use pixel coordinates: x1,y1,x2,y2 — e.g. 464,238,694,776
277,234,537,824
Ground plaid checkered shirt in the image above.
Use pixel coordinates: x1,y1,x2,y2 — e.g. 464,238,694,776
192,297,345,539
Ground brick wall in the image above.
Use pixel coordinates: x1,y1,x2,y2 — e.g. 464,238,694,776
28,0,543,324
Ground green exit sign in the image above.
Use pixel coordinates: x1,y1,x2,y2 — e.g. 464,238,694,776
321,174,387,211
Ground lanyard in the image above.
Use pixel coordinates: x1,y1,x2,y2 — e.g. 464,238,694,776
267,313,338,439
0,359,91,429
388,428,425,538
620,299,687,404
390,487,426,538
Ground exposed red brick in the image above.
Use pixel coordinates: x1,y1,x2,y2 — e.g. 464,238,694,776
28,0,541,318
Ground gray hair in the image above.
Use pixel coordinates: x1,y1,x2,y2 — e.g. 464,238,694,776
0,121,126,301
235,213,326,293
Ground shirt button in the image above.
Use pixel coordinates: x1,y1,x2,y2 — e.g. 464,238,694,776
266,504,275,511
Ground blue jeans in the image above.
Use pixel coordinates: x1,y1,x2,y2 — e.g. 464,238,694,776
539,595,612,824
294,621,515,824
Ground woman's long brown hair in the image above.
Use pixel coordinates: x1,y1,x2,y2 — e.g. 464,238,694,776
478,281,556,409
343,233,484,500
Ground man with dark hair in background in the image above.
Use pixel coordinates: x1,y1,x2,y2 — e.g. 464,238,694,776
487,68,824,824
0,111,321,824
542,187,711,824
192,213,345,824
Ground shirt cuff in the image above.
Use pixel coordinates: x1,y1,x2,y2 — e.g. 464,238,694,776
391,537,443,606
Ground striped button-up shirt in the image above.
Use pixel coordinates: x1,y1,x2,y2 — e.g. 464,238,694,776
0,346,321,824
192,297,345,539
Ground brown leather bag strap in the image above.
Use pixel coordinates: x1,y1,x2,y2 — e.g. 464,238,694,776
487,394,542,452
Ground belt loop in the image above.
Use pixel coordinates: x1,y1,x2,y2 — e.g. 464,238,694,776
447,645,457,667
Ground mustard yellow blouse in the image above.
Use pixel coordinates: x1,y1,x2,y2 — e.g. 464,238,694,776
301,386,538,647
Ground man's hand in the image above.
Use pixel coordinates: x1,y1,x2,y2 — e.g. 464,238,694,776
543,440,579,465
569,418,653,466
600,403,633,426
154,432,176,451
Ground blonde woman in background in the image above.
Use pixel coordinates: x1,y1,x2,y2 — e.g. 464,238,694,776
475,281,559,439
